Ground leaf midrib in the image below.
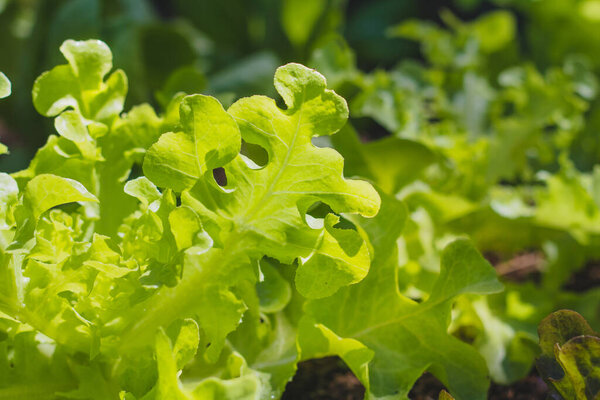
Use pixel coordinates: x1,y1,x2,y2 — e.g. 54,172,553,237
239,89,306,224
350,297,441,339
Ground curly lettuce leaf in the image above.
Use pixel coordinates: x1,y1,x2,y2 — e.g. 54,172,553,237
127,64,379,362
4,55,380,384
118,319,272,400
143,95,240,192
183,63,378,267
0,319,76,398
32,39,126,122
17,40,168,235
303,191,503,400
0,41,386,400
23,174,98,219
9,174,98,250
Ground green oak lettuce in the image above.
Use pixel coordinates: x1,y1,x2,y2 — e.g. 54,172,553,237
313,11,600,390
302,191,503,399
0,39,515,400
0,39,382,399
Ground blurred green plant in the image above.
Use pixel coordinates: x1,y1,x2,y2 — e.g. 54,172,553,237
306,5,600,389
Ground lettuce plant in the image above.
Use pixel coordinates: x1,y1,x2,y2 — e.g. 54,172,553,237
307,9,600,390
0,40,508,400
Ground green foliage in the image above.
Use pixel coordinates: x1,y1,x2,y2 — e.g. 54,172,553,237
303,192,502,399
0,39,398,400
309,4,600,394
2,2,600,399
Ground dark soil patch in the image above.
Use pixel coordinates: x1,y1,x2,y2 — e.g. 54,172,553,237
407,371,549,400
563,260,600,292
408,373,446,399
488,370,548,400
282,356,364,400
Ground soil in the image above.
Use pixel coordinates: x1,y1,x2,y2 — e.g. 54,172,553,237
488,371,548,400
282,358,549,400
485,251,545,284
282,357,364,400
563,260,600,292
408,373,446,400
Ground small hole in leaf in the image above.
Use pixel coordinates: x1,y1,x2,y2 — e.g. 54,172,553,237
213,167,227,186
241,140,268,169
275,96,287,110
306,202,334,219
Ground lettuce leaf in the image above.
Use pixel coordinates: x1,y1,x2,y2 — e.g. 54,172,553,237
303,191,503,400
128,62,380,361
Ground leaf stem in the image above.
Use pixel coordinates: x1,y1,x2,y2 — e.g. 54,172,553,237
118,232,243,351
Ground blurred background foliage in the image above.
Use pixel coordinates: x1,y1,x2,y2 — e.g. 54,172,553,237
2,0,600,171
2,0,600,390
0,0,522,165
